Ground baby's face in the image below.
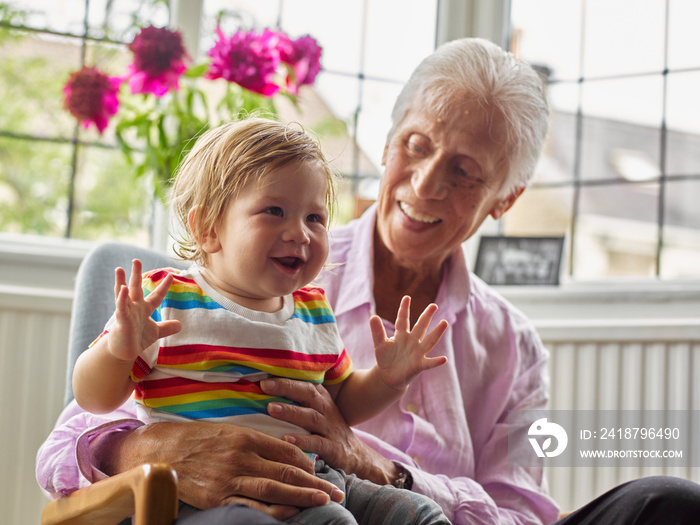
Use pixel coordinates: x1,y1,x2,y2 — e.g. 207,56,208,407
202,160,330,311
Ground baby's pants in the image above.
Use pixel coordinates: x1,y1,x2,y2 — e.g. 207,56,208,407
285,459,450,525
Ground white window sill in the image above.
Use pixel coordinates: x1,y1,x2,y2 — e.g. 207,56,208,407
496,279,700,325
0,233,95,291
1,233,699,325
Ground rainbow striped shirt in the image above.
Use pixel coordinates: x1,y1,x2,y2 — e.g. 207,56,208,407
101,266,352,437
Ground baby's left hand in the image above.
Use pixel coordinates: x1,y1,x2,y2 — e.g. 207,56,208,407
369,296,448,391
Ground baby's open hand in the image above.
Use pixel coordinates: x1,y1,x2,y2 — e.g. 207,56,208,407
369,296,448,391
107,259,181,362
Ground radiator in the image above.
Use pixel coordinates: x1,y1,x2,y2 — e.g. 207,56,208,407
0,285,72,525
538,319,700,512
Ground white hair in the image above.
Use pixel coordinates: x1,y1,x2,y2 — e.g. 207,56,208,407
388,37,549,197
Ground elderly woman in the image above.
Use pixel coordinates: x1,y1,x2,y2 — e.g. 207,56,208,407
37,38,700,525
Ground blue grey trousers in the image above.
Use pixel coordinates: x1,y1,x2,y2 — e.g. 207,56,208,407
285,459,450,525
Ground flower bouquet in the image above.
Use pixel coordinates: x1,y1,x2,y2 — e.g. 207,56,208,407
63,25,322,200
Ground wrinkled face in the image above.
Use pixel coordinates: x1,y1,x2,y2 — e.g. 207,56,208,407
376,99,520,271
198,160,330,311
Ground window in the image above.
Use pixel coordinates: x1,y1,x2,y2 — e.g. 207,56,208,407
2,0,697,281
508,0,700,280
0,0,436,244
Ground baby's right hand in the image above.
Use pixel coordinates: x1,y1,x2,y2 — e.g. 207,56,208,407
107,259,181,362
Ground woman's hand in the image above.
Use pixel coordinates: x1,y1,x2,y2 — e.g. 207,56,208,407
261,378,402,487
93,421,345,521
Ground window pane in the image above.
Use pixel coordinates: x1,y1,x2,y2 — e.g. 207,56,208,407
202,0,280,36
280,0,364,75
511,0,582,81
545,109,578,184
0,137,72,237
544,82,580,185
663,179,700,234
583,0,665,78
335,172,377,227
548,80,579,115
574,183,660,278
87,0,169,41
580,77,663,182
666,72,700,176
667,71,700,136
581,76,663,128
668,0,699,70
314,72,359,133
356,78,402,170
6,0,86,34
580,116,662,183
364,0,436,80
71,145,151,243
666,132,700,179
502,186,574,237
0,31,80,138
661,179,700,278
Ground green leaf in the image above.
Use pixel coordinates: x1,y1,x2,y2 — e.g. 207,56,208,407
183,63,208,78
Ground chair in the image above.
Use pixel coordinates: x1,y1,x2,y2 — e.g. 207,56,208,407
41,241,187,525
40,463,178,525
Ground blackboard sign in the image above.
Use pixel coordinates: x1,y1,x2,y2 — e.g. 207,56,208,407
474,236,565,285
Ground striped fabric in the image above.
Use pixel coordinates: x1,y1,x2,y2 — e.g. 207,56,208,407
100,266,352,430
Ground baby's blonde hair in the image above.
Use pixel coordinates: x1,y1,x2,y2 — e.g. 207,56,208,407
170,117,336,264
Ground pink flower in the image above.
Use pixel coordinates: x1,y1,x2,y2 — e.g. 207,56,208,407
278,34,322,94
126,26,188,97
63,67,121,133
205,27,282,97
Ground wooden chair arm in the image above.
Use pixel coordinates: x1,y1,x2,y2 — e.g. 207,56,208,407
41,463,178,525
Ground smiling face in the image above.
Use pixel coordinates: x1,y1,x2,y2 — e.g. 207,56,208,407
194,160,330,312
376,98,522,274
